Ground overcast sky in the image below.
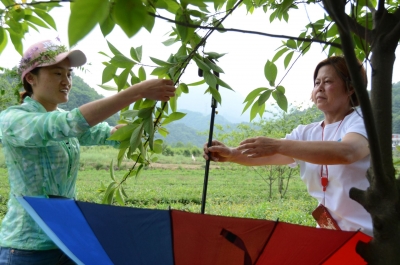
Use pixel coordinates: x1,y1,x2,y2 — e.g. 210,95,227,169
1,3,400,120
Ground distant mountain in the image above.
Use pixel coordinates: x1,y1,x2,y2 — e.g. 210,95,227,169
173,109,234,131
162,123,207,147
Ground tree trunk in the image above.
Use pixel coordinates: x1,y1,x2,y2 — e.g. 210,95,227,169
323,1,400,263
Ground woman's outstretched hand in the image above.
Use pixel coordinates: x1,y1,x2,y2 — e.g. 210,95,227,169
135,79,176,102
203,140,235,162
237,137,279,158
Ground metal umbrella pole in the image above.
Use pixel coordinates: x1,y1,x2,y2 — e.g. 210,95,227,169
200,66,219,214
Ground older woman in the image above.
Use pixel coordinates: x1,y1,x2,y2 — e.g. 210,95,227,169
0,39,175,264
204,56,372,236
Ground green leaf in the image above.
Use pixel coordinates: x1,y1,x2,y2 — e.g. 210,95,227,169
107,123,139,141
69,0,109,47
143,6,155,32
258,89,272,106
115,187,125,206
286,39,297,49
102,181,116,204
102,64,117,84
130,124,144,152
243,87,268,103
141,99,156,108
107,41,122,56
112,0,147,37
109,159,115,181
117,67,132,91
158,127,169,137
276,85,285,94
143,116,154,149
250,101,260,121
98,84,118,91
205,52,226,60
162,38,178,46
162,112,187,125
169,95,177,112
25,21,39,32
258,102,266,117
204,58,224,73
138,66,146,81
117,147,127,167
179,83,189,93
150,67,169,77
131,74,141,85
264,60,277,87
203,71,217,89
6,18,22,35
187,80,205,86
32,8,57,29
209,87,222,105
7,29,22,55
193,57,211,71
284,51,294,69
153,139,163,154
136,46,143,62
226,0,239,11
272,48,288,62
272,89,288,112
216,76,232,90
176,12,188,43
138,107,153,118
110,54,135,68
0,28,7,55
100,15,115,37
150,57,173,66
130,47,140,62
121,110,139,119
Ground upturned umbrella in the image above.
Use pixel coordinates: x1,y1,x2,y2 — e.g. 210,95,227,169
18,196,371,265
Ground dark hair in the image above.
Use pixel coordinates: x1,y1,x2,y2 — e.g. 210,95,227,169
313,56,367,107
20,67,41,104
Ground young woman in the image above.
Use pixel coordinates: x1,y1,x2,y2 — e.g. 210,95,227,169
204,56,373,236
0,39,176,264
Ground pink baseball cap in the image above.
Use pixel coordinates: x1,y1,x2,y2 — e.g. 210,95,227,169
19,38,87,81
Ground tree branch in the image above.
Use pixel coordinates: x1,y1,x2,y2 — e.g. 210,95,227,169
149,13,342,49
322,0,385,179
345,14,373,44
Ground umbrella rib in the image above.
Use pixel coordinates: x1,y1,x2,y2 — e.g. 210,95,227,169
253,219,280,265
318,229,361,264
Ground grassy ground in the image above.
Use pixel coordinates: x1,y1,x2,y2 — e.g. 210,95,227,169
0,146,316,227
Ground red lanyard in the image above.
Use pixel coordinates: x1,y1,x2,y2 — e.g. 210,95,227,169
320,119,344,192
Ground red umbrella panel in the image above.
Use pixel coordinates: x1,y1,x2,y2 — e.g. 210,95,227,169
17,196,371,265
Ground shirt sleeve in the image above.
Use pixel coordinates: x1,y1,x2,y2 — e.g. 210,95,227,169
342,111,368,139
0,107,90,147
78,122,120,148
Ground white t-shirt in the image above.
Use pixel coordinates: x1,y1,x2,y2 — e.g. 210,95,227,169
285,110,373,236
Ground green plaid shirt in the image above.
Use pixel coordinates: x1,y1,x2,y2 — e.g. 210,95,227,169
0,97,118,250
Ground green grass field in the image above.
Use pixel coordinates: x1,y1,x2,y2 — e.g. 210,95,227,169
0,146,316,227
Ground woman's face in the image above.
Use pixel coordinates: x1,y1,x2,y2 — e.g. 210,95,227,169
28,58,72,111
312,65,351,114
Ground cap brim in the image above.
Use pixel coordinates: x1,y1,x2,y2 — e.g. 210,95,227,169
66,50,87,67
43,50,87,68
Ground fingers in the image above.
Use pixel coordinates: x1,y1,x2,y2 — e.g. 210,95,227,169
239,138,256,145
